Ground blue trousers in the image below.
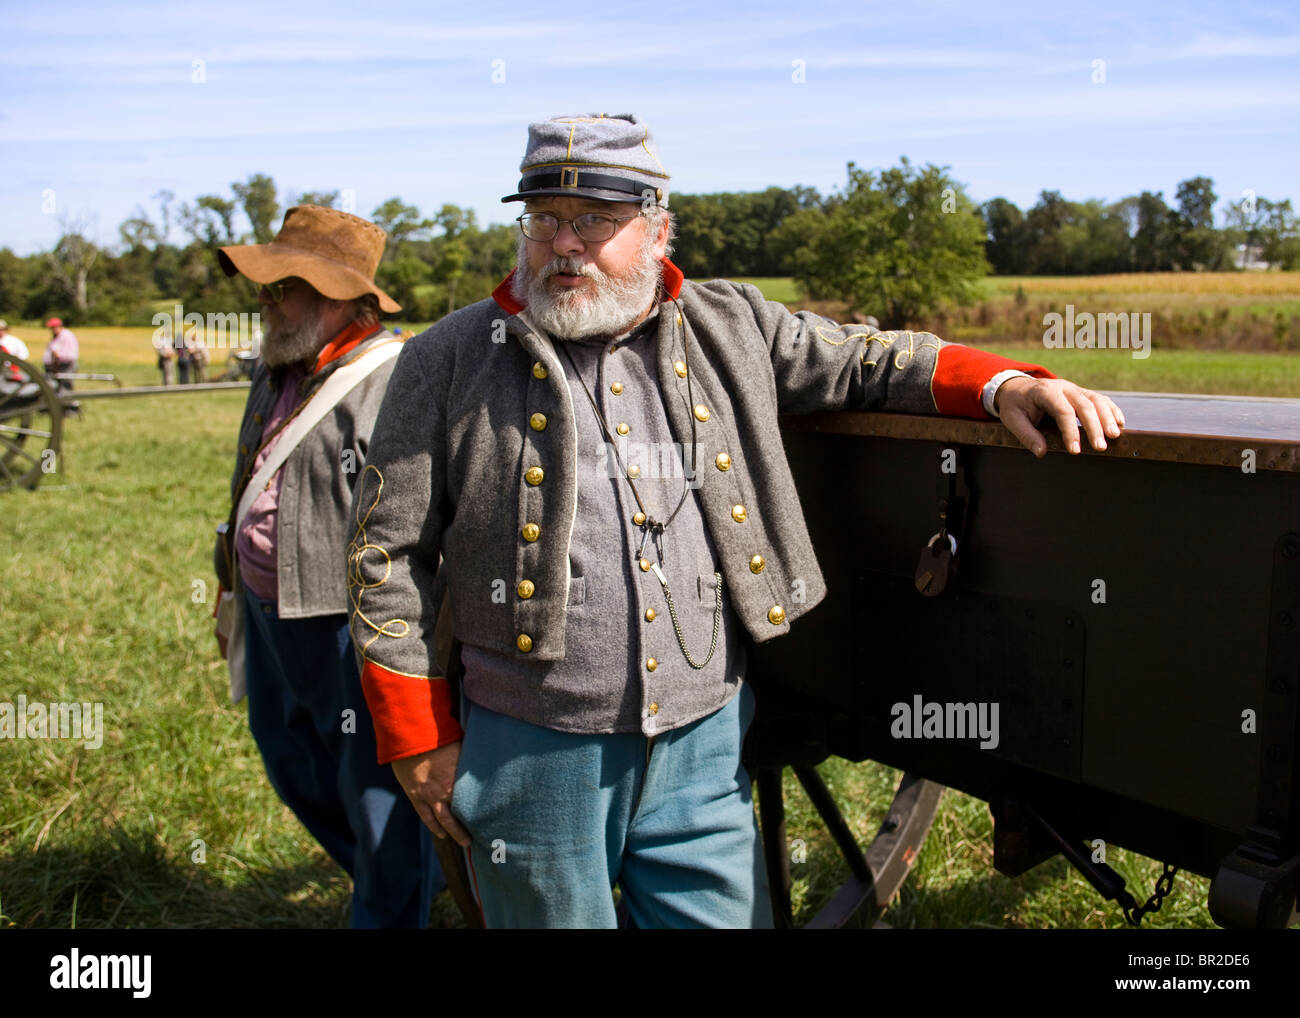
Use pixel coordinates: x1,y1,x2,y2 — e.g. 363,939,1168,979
451,682,773,928
242,588,443,928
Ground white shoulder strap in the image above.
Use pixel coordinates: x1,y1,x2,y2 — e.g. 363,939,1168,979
235,338,403,528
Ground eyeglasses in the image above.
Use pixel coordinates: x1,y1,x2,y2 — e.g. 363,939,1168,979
516,211,642,243
261,278,302,303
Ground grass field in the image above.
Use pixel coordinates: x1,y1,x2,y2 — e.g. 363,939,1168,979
1,319,1284,929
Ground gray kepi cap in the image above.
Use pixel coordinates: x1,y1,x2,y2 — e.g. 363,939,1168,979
501,113,670,207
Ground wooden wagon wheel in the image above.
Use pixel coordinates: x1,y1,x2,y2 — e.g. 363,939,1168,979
755,763,943,928
0,354,64,493
745,684,944,929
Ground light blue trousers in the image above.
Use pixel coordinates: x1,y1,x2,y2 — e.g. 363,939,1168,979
451,682,773,929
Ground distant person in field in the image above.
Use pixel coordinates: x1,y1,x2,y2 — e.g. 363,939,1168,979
186,326,208,383
42,318,78,393
0,320,30,383
0,320,29,361
211,205,443,928
153,326,177,385
176,327,192,384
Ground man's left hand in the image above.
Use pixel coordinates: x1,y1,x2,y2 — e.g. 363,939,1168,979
994,377,1126,458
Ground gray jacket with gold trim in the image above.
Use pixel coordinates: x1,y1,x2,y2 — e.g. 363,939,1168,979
347,277,988,699
215,329,400,618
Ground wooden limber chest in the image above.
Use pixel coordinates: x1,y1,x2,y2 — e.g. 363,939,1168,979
747,390,1300,928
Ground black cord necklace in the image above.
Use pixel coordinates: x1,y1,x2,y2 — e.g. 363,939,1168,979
556,293,722,670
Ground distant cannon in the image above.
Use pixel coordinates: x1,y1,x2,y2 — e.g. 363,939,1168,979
0,353,250,494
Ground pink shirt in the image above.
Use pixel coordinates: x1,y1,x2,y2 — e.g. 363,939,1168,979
44,329,79,366
235,365,307,600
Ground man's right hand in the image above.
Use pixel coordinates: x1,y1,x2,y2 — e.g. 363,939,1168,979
391,742,470,847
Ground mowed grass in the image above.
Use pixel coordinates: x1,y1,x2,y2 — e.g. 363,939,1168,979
953,346,1300,397
732,277,805,304
0,328,1249,928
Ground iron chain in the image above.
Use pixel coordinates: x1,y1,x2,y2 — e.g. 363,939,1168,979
1120,863,1178,926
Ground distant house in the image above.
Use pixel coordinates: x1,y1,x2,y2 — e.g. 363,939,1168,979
1234,243,1270,271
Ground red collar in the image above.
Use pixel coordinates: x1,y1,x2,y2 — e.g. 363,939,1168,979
492,257,685,316
312,321,383,374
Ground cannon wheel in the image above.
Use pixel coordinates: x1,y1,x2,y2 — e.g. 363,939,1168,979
0,354,63,493
756,764,944,928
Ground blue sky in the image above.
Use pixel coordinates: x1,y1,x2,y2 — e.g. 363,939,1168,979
2,0,1297,255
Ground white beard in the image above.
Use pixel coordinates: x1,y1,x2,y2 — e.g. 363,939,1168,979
261,309,327,367
511,227,663,340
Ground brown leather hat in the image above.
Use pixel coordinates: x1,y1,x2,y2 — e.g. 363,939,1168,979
218,205,400,313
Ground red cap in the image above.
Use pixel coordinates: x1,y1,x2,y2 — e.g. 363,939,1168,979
45,317,63,328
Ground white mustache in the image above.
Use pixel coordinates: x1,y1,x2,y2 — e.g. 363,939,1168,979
540,257,599,281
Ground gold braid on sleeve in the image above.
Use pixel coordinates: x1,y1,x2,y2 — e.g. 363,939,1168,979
347,464,412,655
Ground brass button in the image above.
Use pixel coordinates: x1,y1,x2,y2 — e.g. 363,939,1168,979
525,466,544,486
633,511,646,526
627,465,641,478
646,658,658,672
648,702,659,715
676,313,683,326
731,504,747,523
521,523,540,542
517,579,535,599
516,633,533,652
610,381,624,395
253,413,263,426
616,422,630,436
674,360,687,378
750,555,766,574
529,412,547,431
532,361,548,379
715,452,731,471
639,557,651,572
768,605,786,626
240,443,249,456
693,404,710,422
645,608,656,622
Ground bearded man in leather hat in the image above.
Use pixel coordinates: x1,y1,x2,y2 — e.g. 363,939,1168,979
214,205,442,927
348,114,1125,928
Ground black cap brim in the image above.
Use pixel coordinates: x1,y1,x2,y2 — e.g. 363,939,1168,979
501,187,647,204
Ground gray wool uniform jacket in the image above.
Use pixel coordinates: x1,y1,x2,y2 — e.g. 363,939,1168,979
215,328,401,618
347,269,1050,762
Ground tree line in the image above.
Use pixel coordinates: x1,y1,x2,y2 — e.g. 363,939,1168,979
0,176,518,327
1,167,1296,329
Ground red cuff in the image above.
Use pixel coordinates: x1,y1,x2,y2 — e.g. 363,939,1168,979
360,660,464,764
932,346,1056,418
